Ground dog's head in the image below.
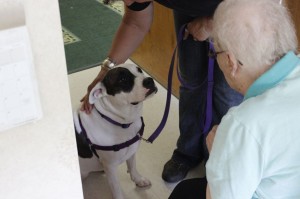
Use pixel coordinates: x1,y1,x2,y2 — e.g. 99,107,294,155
89,63,157,106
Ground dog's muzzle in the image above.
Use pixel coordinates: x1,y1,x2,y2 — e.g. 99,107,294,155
143,77,157,97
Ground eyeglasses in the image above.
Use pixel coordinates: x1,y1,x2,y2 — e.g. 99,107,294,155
208,49,225,59
208,48,243,66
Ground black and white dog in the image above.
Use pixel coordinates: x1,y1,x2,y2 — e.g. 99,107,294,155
73,63,157,199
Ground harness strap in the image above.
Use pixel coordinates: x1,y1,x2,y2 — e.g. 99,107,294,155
96,109,132,129
78,114,145,152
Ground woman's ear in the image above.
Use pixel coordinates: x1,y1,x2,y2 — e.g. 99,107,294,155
226,51,239,77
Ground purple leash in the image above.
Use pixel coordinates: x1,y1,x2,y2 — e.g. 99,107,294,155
203,41,214,135
146,24,214,143
145,33,178,143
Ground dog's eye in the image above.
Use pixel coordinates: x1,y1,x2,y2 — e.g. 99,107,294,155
137,67,143,74
118,76,128,83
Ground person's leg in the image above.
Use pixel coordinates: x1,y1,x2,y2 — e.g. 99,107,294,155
162,11,244,183
169,178,207,199
162,10,209,183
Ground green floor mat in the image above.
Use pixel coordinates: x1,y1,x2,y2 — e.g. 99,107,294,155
59,0,122,74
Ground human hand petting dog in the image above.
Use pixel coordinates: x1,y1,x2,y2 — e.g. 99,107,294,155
80,94,92,113
206,125,218,153
80,78,99,114
184,16,213,41
80,66,111,114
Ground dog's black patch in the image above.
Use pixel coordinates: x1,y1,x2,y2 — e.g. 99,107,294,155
75,131,94,158
103,68,135,96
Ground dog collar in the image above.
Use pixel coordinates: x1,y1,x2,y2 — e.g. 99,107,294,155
96,109,133,129
78,115,145,152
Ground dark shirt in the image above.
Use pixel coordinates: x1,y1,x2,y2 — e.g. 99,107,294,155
128,0,222,17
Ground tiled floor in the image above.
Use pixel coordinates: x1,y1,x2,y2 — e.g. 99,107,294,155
68,60,205,199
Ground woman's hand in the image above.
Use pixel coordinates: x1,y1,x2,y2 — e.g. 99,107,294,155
80,93,93,114
80,72,104,114
80,65,110,114
80,80,97,114
206,125,218,154
184,17,213,41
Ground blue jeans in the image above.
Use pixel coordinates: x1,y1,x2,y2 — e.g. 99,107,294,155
172,11,243,167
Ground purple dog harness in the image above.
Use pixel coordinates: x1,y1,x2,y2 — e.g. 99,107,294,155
77,111,145,154
95,109,133,129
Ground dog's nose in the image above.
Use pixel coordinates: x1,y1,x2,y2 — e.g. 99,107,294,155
143,77,155,89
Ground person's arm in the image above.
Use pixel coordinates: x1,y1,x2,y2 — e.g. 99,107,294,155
206,125,218,153
108,3,154,64
205,126,217,199
206,185,212,199
81,2,154,113
206,115,262,198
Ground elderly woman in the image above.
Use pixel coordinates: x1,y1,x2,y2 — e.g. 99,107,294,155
170,0,300,198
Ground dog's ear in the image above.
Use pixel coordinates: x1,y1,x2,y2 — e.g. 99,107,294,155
89,82,107,104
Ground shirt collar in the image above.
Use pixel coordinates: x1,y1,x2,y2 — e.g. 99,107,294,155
244,51,300,100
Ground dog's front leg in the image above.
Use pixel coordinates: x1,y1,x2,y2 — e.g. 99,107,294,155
126,154,151,187
103,164,124,199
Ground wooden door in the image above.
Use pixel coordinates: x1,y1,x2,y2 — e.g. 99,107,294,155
286,0,300,49
131,2,179,97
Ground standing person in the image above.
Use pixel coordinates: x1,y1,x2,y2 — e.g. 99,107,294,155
170,0,300,198
81,0,243,183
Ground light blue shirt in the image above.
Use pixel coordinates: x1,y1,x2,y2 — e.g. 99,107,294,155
245,51,300,100
206,52,300,199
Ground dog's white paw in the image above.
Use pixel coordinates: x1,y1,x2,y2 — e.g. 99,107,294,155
135,177,151,188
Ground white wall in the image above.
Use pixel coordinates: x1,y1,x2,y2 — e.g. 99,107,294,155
0,0,83,198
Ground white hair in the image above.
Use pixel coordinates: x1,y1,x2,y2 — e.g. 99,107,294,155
212,0,297,68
